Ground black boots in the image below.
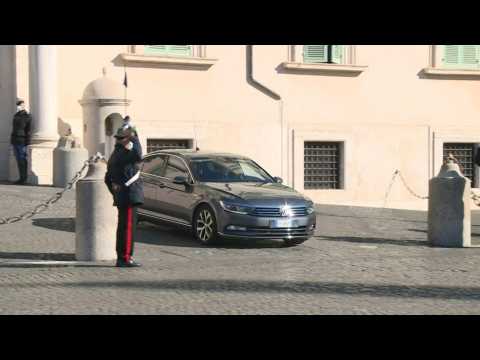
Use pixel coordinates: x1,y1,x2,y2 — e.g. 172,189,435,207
14,159,28,185
116,258,142,268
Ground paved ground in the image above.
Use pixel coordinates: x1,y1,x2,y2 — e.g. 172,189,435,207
2,182,480,314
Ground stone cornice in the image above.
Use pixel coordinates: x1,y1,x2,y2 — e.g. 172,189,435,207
280,62,368,75
421,67,480,77
113,53,217,69
79,98,132,107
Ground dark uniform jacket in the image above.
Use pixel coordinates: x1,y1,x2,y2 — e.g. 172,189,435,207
105,136,144,208
10,110,32,145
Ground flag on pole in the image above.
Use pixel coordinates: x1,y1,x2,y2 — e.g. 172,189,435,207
123,67,128,116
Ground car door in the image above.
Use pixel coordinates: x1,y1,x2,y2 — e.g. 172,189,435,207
162,155,198,224
140,154,167,213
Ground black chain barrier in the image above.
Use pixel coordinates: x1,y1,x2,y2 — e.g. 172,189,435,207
0,153,105,225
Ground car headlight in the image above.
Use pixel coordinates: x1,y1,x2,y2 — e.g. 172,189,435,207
306,201,315,214
219,201,252,215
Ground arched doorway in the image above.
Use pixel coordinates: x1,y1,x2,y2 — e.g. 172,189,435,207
104,112,124,159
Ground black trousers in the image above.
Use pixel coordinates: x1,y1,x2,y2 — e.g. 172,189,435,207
12,144,28,181
116,205,137,261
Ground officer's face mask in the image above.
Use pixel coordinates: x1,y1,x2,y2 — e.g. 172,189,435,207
17,104,24,112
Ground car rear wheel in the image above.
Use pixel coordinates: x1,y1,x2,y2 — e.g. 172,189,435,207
193,205,219,245
283,238,307,247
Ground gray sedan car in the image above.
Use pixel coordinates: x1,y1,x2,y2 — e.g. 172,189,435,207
138,149,316,246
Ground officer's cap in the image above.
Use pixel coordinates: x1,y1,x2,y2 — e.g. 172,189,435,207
114,127,131,139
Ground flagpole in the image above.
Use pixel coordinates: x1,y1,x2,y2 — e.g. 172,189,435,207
123,63,127,117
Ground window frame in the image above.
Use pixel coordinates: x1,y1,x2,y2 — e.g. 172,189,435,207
115,46,216,70
282,45,367,75
433,132,480,189
165,155,195,184
293,130,351,193
131,45,207,58
442,142,478,186
432,45,480,70
303,141,344,190
141,154,168,178
146,138,192,154
289,45,356,65
164,155,189,180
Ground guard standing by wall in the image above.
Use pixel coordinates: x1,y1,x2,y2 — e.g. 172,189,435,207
105,124,144,267
10,99,32,185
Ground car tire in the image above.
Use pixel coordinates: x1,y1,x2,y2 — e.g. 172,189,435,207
283,238,307,247
193,205,219,246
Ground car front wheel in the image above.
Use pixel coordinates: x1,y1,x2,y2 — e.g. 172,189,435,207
193,205,219,245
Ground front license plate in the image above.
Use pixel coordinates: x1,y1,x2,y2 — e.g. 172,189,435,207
270,219,297,228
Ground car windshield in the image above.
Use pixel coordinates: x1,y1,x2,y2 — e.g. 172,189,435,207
189,157,274,183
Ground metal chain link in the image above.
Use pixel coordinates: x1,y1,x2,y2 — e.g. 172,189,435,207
385,154,480,207
382,170,400,208
397,171,429,200
383,169,429,208
0,152,106,225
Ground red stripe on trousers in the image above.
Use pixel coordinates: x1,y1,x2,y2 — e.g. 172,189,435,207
125,206,132,262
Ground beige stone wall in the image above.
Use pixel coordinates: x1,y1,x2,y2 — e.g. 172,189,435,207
5,45,480,209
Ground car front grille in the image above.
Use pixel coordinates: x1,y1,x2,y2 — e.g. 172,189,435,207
225,226,313,238
251,207,309,217
249,226,309,234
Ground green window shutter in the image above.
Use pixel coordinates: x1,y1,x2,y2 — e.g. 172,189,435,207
144,45,192,57
144,45,168,55
166,45,192,56
331,45,344,64
303,45,328,63
461,45,480,68
441,45,480,69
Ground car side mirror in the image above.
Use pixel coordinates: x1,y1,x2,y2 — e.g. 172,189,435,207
173,176,189,185
273,177,283,184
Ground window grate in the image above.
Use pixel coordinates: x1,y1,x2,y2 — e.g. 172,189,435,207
304,142,341,189
147,139,191,154
443,143,475,184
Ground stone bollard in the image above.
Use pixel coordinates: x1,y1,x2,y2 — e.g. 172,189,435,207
53,136,89,188
75,159,117,261
428,160,471,247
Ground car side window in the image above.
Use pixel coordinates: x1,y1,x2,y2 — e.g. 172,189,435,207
165,156,188,180
142,155,167,177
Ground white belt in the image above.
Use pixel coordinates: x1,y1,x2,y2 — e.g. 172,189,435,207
125,171,140,187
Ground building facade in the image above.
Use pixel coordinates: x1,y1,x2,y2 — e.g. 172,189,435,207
1,45,479,210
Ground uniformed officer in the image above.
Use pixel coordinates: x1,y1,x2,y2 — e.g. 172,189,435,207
105,124,144,268
10,99,32,185
122,115,138,137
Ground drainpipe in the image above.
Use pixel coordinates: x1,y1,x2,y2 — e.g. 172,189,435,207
246,45,287,183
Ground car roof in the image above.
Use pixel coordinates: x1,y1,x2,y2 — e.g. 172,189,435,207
144,149,251,160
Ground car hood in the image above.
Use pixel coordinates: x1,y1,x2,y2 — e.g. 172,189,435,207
205,182,310,205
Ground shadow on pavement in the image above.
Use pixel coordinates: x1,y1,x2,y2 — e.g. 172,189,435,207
32,218,75,233
315,235,429,247
63,279,480,301
0,263,114,268
0,252,76,261
315,212,427,224
137,222,289,249
408,229,427,234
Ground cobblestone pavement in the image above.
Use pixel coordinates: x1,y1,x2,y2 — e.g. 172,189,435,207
2,182,480,314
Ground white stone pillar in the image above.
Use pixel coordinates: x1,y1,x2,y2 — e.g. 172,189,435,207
28,45,58,185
